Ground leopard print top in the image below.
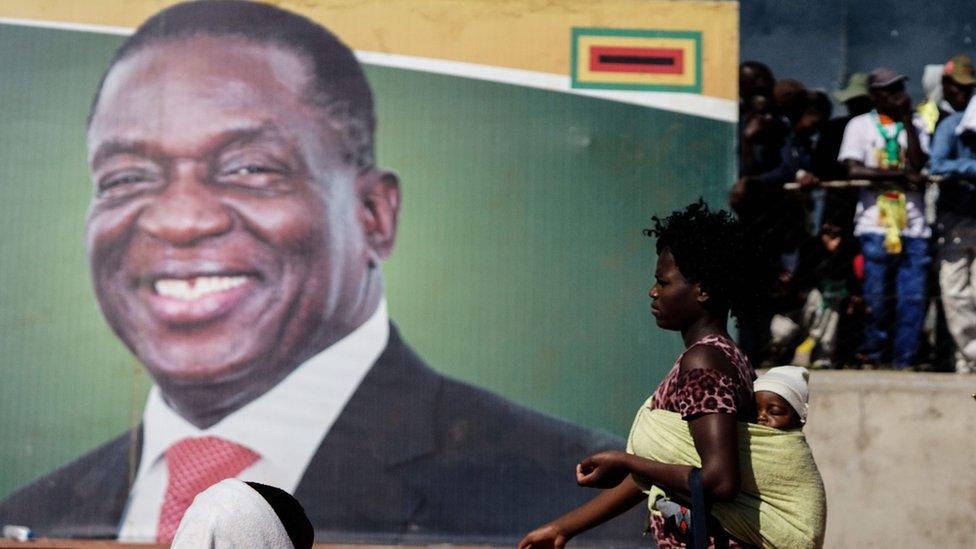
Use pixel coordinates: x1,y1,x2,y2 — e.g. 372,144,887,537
647,333,757,549
650,333,756,421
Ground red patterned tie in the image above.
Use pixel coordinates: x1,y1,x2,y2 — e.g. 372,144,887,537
155,436,260,543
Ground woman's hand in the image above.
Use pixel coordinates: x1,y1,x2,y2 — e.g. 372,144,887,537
519,478,648,549
518,522,571,549
576,451,632,489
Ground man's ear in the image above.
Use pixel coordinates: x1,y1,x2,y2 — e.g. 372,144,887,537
357,168,401,265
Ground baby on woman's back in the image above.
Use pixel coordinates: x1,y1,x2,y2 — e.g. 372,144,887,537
755,365,809,431
655,365,812,537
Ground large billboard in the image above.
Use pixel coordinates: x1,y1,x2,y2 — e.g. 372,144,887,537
0,0,737,544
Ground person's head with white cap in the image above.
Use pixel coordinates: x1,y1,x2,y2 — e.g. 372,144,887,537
754,366,809,430
171,479,314,549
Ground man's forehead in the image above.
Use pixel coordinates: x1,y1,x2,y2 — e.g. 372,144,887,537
94,36,312,119
88,37,319,151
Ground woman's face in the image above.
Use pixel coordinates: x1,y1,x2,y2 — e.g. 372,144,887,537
648,248,704,331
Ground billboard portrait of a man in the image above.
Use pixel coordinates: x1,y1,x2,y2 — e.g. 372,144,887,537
0,0,739,545
0,1,645,544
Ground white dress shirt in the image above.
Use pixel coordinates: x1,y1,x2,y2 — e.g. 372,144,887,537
117,300,389,542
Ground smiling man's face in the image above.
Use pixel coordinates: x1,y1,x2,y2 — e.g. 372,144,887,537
85,37,373,389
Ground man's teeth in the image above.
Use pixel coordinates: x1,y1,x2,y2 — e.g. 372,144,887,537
154,276,249,300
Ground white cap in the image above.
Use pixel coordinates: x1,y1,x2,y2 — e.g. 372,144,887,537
171,479,293,549
754,366,810,423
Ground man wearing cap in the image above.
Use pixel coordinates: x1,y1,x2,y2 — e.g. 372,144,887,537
838,67,931,368
930,54,976,373
941,55,975,117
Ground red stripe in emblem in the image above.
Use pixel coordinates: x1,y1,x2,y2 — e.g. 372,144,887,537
588,47,685,75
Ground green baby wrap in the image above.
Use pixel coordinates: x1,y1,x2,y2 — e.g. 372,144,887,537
626,399,827,548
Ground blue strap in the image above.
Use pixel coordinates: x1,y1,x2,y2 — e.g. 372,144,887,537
688,468,708,549
688,468,731,549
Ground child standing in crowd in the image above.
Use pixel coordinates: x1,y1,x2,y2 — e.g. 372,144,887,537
768,209,863,369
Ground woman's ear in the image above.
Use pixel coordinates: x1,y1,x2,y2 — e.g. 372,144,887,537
696,284,710,304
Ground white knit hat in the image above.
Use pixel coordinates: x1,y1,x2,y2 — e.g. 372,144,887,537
754,366,810,423
172,479,294,549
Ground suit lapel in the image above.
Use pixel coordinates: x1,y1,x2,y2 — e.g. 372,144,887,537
77,428,141,537
295,323,441,537
39,428,140,538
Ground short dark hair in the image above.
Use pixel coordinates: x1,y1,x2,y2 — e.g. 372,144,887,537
806,90,833,119
739,60,774,80
88,0,375,170
643,199,773,325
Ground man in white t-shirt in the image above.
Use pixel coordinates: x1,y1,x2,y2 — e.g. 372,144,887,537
837,67,931,368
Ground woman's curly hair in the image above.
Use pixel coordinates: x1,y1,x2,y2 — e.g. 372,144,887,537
643,199,775,325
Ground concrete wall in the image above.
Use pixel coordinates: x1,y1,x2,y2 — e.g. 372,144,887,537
804,371,976,548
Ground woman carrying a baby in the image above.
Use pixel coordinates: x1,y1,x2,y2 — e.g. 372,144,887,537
519,201,825,549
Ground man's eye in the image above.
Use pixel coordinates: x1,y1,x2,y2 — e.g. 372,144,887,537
97,171,155,197
105,175,144,186
231,165,274,175
216,163,289,188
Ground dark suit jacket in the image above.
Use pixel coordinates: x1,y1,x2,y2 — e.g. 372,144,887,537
0,324,645,546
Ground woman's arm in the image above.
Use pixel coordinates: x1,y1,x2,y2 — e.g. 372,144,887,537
580,344,743,502
517,478,646,549
519,344,743,547
576,412,740,503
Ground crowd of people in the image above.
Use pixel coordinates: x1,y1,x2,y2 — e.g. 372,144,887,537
735,56,976,373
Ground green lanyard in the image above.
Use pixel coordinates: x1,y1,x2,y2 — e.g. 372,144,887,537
871,110,904,168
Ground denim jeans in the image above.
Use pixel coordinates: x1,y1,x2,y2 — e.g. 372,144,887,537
858,233,930,367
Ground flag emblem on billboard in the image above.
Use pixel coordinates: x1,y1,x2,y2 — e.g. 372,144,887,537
571,28,702,93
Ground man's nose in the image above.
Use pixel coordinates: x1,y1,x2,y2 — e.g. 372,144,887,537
137,164,233,246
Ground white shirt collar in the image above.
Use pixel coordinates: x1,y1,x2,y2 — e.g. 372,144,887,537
134,299,389,492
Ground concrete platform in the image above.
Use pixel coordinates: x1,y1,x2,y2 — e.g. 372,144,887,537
804,371,976,548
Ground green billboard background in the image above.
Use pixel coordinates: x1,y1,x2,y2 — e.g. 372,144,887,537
0,24,735,498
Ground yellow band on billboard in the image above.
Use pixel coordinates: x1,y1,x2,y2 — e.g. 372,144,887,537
0,0,738,101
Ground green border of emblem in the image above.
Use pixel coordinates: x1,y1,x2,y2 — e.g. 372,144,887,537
570,27,703,93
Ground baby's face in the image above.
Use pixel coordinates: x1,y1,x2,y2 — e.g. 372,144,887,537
756,391,803,429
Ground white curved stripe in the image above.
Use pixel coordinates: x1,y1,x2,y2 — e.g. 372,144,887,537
0,17,737,122
0,16,132,36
